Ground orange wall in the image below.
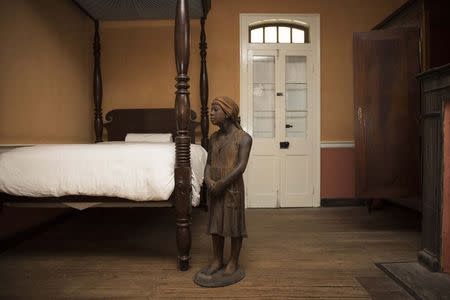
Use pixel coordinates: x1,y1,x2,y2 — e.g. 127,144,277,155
101,20,202,116
0,0,93,144
101,0,406,141
321,148,355,198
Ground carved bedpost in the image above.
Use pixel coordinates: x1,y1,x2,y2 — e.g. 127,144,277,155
199,12,209,209
199,16,209,150
174,0,192,271
93,20,103,143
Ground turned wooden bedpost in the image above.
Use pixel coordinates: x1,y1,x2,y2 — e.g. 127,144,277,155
93,20,103,143
199,7,209,209
199,16,209,150
174,0,192,271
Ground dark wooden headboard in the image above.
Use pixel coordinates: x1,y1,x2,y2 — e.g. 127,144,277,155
104,108,199,143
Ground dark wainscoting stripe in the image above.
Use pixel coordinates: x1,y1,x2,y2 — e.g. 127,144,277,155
321,198,365,207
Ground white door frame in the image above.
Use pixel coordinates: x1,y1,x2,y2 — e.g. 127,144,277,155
240,14,321,207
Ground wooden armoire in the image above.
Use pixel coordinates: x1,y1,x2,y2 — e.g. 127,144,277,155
353,0,450,211
417,64,450,272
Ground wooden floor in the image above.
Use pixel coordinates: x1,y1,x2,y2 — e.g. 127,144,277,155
0,205,420,299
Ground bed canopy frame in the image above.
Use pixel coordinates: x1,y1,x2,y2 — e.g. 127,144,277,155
0,0,211,271
77,0,211,150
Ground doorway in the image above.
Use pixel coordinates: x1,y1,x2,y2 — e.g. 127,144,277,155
240,14,321,207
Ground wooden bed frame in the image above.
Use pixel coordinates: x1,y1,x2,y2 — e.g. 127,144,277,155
0,0,211,271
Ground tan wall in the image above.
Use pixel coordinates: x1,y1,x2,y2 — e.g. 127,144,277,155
101,0,406,141
0,0,93,144
101,20,201,114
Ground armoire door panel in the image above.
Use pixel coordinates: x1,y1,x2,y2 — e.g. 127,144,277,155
353,28,420,199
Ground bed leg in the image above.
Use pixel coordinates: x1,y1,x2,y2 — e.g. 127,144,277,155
178,256,189,271
175,167,192,271
176,219,191,271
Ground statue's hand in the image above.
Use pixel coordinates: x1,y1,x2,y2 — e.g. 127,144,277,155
205,178,215,190
210,180,226,196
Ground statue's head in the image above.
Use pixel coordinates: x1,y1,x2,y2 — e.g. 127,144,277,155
211,96,241,129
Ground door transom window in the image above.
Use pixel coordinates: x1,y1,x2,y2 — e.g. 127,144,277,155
249,22,310,44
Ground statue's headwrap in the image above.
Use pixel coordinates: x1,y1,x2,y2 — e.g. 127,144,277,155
211,96,242,129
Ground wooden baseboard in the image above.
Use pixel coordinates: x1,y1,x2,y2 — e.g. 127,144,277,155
320,198,365,207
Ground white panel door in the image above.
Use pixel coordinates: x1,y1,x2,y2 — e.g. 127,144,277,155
279,51,314,207
246,50,280,207
246,50,314,207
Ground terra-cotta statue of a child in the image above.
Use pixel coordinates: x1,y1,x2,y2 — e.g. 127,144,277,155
199,96,252,285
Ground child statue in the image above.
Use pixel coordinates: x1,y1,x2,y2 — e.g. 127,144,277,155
194,96,252,287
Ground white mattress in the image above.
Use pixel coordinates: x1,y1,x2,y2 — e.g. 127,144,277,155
0,143,207,206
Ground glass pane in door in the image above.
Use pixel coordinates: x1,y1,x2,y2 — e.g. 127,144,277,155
252,55,275,138
285,56,307,138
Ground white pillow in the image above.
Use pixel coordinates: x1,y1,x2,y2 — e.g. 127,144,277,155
125,133,172,143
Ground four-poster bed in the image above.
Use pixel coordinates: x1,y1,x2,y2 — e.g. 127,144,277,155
0,0,211,271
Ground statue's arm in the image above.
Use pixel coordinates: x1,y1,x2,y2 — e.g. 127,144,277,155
204,140,214,189
213,133,252,194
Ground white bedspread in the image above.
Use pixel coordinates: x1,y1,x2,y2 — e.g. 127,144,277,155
0,143,207,206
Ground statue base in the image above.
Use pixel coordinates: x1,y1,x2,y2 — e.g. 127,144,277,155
193,266,245,287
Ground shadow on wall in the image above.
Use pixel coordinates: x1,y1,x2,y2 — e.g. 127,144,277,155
0,207,70,241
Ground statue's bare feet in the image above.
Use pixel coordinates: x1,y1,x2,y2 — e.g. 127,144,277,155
223,261,238,275
203,260,223,275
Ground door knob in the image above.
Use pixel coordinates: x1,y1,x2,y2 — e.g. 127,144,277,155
285,124,293,128
276,92,283,96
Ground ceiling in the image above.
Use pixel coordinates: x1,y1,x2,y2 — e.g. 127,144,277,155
74,0,210,21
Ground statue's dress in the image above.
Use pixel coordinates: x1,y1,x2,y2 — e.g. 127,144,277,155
207,128,247,238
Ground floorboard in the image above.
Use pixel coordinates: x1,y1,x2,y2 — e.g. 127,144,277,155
0,206,420,299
